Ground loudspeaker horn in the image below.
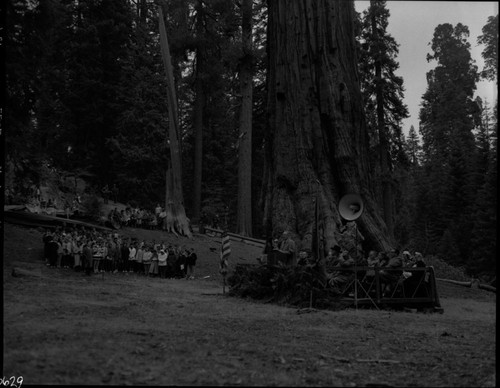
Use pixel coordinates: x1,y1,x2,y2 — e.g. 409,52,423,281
338,193,364,221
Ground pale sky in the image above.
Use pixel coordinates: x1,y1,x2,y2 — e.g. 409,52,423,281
354,1,498,136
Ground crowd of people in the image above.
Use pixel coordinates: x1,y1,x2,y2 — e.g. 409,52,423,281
42,226,198,279
259,230,427,297
320,246,426,295
107,203,179,230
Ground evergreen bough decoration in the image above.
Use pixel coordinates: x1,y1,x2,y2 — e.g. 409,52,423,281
227,263,350,310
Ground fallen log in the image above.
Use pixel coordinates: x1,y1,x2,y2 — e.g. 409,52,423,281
436,278,471,287
4,210,113,231
437,278,496,293
478,284,496,293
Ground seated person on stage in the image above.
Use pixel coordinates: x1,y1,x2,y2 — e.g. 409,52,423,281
379,249,403,294
326,245,355,293
366,250,379,268
402,250,413,267
377,251,389,267
407,251,427,297
297,249,314,266
401,250,414,280
413,252,426,267
325,245,342,272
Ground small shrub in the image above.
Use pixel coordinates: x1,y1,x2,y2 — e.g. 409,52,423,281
227,263,346,310
425,255,471,281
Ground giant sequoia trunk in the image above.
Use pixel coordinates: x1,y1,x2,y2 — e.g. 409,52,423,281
263,0,393,253
191,0,205,225
159,6,192,238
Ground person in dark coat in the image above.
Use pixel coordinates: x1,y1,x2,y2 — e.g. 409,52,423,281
120,241,129,273
379,249,403,294
42,229,53,265
46,236,59,268
82,241,93,276
176,249,187,278
186,248,197,279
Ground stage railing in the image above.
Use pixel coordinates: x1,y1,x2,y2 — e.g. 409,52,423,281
326,266,442,310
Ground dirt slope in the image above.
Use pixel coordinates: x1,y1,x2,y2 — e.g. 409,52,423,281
3,223,496,386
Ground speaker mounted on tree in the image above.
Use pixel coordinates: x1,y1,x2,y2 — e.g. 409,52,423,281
338,193,364,221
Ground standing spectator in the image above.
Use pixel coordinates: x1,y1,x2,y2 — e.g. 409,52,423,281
82,240,93,276
46,236,59,268
259,238,275,265
128,242,137,273
142,246,152,275
159,208,167,230
112,237,121,273
149,214,157,230
120,210,127,227
56,236,64,268
186,248,197,279
124,209,132,227
105,240,115,272
136,208,144,228
278,231,297,267
166,245,176,278
63,235,74,268
158,248,168,279
177,248,188,278
64,199,71,219
100,240,108,273
120,240,129,273
155,203,162,218
92,241,103,274
73,236,83,271
129,209,137,228
148,247,159,277
42,229,53,266
102,185,110,204
135,243,144,274
153,240,161,252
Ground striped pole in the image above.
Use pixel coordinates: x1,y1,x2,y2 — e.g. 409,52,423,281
220,231,231,294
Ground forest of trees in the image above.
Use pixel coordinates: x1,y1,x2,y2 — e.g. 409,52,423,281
4,1,497,281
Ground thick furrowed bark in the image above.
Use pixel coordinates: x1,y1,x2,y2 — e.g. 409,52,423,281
264,0,392,254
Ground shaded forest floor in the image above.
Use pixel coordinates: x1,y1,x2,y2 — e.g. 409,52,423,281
3,223,496,387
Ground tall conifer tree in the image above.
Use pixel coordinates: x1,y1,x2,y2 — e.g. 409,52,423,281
358,0,409,240
418,23,479,264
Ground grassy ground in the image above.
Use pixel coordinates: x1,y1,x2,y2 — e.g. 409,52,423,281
3,223,496,386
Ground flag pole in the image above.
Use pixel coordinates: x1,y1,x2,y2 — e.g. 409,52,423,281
220,230,230,295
